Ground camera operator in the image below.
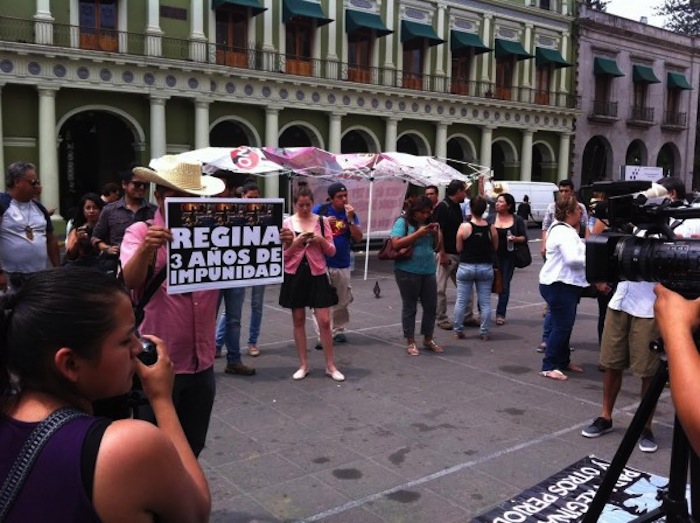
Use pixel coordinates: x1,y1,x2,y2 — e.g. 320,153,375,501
653,284,700,456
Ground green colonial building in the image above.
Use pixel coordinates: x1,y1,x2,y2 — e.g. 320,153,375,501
0,0,577,221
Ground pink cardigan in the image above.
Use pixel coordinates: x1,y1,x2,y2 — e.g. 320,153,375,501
282,215,336,275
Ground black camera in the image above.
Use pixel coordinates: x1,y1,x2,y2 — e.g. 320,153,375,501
584,180,700,298
137,337,158,366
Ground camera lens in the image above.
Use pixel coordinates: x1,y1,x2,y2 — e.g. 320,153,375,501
137,338,158,366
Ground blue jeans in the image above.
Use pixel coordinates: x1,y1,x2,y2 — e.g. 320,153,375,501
539,283,581,372
247,285,265,345
216,287,245,365
453,263,493,336
496,254,515,318
394,269,437,340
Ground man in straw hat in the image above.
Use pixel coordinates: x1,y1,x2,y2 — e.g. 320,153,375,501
119,156,226,456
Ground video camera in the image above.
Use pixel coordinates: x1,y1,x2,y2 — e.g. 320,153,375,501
584,180,700,298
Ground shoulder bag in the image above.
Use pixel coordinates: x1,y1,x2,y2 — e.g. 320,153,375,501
377,217,413,261
513,216,532,269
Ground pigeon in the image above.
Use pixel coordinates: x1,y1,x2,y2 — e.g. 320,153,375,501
373,281,381,298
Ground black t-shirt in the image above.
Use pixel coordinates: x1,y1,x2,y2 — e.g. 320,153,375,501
431,198,464,254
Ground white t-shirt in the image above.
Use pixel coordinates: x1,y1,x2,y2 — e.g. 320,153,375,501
539,221,587,287
0,199,49,272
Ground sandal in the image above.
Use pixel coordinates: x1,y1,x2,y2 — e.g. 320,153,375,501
248,344,260,357
540,369,568,381
496,317,505,326
406,343,420,356
453,331,466,340
566,363,584,373
423,340,444,353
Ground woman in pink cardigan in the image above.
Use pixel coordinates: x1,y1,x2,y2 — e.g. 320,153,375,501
280,182,344,382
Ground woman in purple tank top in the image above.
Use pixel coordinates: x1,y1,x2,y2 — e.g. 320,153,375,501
0,269,210,522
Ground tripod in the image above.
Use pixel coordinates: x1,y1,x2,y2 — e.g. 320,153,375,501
582,352,700,522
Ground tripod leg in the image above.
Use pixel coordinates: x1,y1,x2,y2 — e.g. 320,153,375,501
582,361,669,523
691,447,700,518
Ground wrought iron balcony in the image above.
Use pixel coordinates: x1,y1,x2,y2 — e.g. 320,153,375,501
0,15,579,110
591,100,618,118
663,110,687,128
629,105,654,123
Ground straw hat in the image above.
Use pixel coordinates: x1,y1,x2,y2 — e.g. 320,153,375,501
489,181,510,199
133,155,225,196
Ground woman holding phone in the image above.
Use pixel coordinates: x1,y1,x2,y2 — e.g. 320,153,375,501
279,182,344,381
391,196,443,356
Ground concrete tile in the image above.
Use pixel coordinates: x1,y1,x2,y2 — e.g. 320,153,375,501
216,453,306,492
313,457,405,499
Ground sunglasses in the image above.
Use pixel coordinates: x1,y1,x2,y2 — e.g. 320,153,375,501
23,178,41,187
130,181,148,189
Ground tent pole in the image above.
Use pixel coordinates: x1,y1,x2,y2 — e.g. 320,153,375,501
363,175,374,281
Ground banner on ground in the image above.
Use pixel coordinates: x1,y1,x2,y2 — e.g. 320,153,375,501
472,455,687,522
165,198,284,294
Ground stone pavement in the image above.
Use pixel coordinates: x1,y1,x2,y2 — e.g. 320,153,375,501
201,244,678,522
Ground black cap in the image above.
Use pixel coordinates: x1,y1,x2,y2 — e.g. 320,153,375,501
328,182,347,198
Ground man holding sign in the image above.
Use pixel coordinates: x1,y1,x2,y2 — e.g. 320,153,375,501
120,157,225,456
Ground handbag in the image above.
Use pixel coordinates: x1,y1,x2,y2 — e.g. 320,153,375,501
491,266,503,294
319,216,339,305
514,242,532,268
377,217,413,261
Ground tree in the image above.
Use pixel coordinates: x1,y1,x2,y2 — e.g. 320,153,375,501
656,0,700,35
585,0,610,10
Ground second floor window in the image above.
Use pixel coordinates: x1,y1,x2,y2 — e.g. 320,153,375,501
451,49,473,95
286,20,313,76
535,65,552,105
79,0,117,52
495,57,515,100
348,30,372,83
402,40,423,90
216,7,248,67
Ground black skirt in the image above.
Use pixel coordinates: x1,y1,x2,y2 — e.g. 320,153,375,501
279,256,336,309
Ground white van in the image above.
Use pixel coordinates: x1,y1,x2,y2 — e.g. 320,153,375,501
497,181,558,225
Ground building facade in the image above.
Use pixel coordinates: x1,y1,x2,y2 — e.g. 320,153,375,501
574,5,700,189
0,0,577,221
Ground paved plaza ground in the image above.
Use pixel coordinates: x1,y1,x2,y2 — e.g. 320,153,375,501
201,239,679,522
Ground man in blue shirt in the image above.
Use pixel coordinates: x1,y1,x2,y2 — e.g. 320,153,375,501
313,182,363,345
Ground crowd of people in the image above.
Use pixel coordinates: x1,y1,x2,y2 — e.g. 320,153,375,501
3,158,700,519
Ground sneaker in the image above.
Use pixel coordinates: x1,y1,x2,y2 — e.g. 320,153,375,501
333,333,348,343
224,363,256,376
638,428,658,453
581,417,613,438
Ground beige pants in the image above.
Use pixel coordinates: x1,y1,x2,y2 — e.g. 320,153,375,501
313,267,353,336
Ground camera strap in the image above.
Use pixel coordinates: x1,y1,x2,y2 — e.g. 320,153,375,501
133,267,167,328
0,407,87,521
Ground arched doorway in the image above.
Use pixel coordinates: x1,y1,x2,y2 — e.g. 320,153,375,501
279,125,316,147
581,136,611,184
397,134,420,156
491,140,517,180
210,120,253,147
531,142,555,182
657,142,679,176
626,140,647,166
341,129,373,153
446,136,476,174
58,111,136,219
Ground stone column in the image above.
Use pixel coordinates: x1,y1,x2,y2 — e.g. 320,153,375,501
385,118,399,152
149,96,168,160
382,0,395,85
435,122,448,160
329,113,343,153
557,133,571,181
434,5,446,77
520,130,533,181
38,87,60,218
34,0,54,45
190,0,207,62
264,106,281,197
559,32,570,93
480,126,494,169
194,100,210,150
146,0,163,57
482,14,493,85
522,23,533,91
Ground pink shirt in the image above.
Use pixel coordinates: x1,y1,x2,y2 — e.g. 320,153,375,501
282,215,336,276
120,211,218,374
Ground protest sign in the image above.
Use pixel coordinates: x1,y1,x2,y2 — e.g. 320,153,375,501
473,455,688,522
165,197,284,294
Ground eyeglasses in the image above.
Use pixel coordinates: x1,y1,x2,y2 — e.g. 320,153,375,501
23,178,41,187
130,181,148,189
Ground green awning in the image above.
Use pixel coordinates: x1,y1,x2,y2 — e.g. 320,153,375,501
283,0,333,27
346,10,392,37
494,39,533,61
535,47,571,68
668,71,692,90
450,31,491,55
400,20,444,47
593,57,624,77
633,65,661,84
212,0,266,15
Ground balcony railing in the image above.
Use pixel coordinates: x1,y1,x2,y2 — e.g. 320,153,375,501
0,15,579,109
630,105,654,122
663,110,687,127
591,100,618,118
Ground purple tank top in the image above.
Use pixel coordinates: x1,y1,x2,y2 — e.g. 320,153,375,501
0,413,103,522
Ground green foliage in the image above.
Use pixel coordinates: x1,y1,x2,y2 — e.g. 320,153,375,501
656,0,700,35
